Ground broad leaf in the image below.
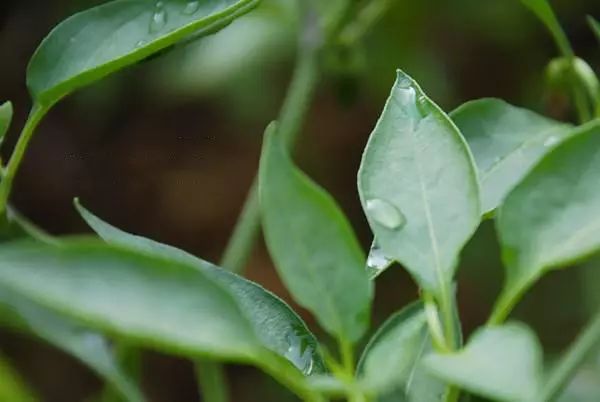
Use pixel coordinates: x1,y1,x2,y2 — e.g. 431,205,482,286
358,69,480,295
494,121,600,323
589,16,600,44
0,289,144,402
450,98,572,214
425,323,543,402
0,353,38,402
0,101,12,145
27,0,259,105
75,200,325,375
357,303,427,394
0,239,263,361
260,124,373,343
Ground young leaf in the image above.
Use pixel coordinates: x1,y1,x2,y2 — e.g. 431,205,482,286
358,70,480,295
425,323,543,402
0,101,12,145
259,124,373,344
27,0,259,105
0,353,38,402
450,98,573,214
0,288,144,402
589,16,600,44
0,239,263,361
493,121,600,323
357,303,427,393
520,0,573,57
75,200,325,375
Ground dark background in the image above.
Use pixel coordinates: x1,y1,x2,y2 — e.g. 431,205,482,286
1,0,600,400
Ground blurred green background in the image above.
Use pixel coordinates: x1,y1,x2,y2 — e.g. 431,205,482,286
1,0,600,401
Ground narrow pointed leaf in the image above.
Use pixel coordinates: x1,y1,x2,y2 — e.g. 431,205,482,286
450,98,572,214
0,101,12,145
27,0,259,105
75,200,325,375
425,323,543,402
520,0,573,57
495,121,600,322
357,303,427,393
0,289,144,402
589,16,600,44
0,239,263,361
260,125,373,343
358,70,480,294
0,353,38,402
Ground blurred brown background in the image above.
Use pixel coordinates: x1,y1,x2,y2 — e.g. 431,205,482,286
1,0,600,401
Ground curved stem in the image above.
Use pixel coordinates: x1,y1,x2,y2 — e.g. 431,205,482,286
540,308,600,401
0,103,49,214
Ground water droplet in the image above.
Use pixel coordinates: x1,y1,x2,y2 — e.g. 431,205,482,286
366,198,406,230
367,243,393,273
284,328,316,375
416,95,431,117
182,0,200,15
134,39,147,48
544,135,561,148
149,2,167,33
394,85,417,107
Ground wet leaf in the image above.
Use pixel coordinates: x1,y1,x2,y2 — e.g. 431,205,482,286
75,200,325,375
27,0,260,105
358,70,480,295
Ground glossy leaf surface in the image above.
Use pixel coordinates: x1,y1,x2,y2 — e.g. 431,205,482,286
495,121,600,321
425,323,543,402
0,240,263,361
451,98,572,214
260,125,372,343
358,70,480,294
75,200,325,375
27,0,259,105
0,101,12,145
0,289,143,402
357,303,428,394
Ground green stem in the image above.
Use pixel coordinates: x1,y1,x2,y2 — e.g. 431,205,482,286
0,103,49,214
539,308,600,401
195,361,230,402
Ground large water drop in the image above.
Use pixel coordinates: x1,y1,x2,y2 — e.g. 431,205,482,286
182,1,200,15
284,329,316,375
366,199,406,230
149,2,167,33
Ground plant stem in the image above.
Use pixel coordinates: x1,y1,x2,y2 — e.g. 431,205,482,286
195,360,230,402
539,308,600,401
0,103,49,215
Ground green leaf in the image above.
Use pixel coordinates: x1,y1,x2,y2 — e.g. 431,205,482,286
0,353,38,402
589,16,600,44
0,239,264,361
27,0,260,105
0,101,12,145
493,121,600,323
450,98,573,214
520,0,573,57
358,70,480,295
74,200,325,375
259,124,373,343
357,303,427,393
0,289,144,402
425,323,543,402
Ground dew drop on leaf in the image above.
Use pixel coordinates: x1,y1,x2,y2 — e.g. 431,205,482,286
416,95,431,117
284,327,316,375
367,243,393,272
182,1,200,15
366,199,407,230
149,2,168,33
